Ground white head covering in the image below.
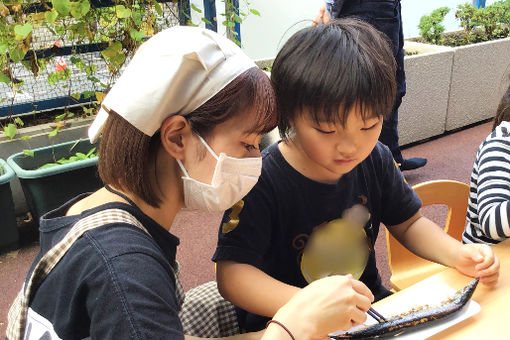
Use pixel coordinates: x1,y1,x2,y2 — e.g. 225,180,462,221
88,26,256,142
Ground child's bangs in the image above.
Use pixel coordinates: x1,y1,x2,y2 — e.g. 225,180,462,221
304,72,396,127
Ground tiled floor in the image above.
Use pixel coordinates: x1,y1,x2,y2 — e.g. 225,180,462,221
0,120,492,336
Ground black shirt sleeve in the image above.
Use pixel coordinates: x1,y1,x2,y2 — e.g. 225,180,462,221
377,145,422,226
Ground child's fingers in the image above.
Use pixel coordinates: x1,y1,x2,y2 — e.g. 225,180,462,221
473,245,498,268
479,271,499,286
476,255,500,277
312,5,325,26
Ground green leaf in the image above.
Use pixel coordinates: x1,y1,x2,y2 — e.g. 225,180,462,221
38,58,48,72
154,2,162,16
129,28,145,42
14,24,33,40
85,147,96,157
45,10,59,24
48,126,60,138
0,73,10,84
82,90,95,99
101,42,125,68
71,92,81,100
55,25,66,35
9,47,26,63
201,17,212,25
191,3,202,13
115,5,132,19
222,20,235,27
85,64,96,76
67,112,75,118
38,163,59,169
4,123,16,139
0,43,7,55
132,10,142,26
47,72,59,85
14,117,24,126
23,149,34,157
55,113,67,122
52,0,72,16
21,136,31,140
233,14,242,23
75,152,87,159
71,0,90,19
249,8,260,16
83,106,94,114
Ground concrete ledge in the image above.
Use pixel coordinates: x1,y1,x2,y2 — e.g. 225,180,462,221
446,37,510,131
399,41,454,145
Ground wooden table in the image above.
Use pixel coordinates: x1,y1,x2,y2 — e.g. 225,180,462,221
373,238,510,339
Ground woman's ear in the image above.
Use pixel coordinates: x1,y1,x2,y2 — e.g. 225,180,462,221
160,115,192,160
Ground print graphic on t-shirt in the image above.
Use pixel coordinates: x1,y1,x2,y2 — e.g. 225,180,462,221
300,204,371,283
221,199,245,233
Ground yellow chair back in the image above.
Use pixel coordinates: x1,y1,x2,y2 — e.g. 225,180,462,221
386,179,470,291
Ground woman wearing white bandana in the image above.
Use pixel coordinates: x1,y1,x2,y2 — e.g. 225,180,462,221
7,26,374,340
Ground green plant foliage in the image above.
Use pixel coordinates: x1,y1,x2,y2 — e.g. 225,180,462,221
23,149,34,157
188,0,260,46
418,1,510,46
1,0,261,149
3,123,16,139
52,0,72,16
456,3,478,44
418,7,450,44
38,147,97,169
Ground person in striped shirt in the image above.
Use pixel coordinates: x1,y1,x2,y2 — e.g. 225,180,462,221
463,84,510,244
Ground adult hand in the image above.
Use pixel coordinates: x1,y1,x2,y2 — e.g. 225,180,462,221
313,4,331,26
453,243,500,286
269,275,373,339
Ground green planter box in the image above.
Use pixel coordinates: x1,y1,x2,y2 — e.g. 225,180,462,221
7,139,103,224
0,158,19,251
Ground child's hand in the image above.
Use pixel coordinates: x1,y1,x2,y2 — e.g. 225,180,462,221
453,243,500,286
313,4,331,26
271,274,374,339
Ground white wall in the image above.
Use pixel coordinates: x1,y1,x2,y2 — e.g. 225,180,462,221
189,0,500,60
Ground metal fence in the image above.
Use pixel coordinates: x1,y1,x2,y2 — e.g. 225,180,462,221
0,1,183,118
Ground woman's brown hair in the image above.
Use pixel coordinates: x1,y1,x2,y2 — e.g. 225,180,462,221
493,83,510,130
98,67,277,207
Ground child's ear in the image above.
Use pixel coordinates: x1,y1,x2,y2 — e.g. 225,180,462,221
160,115,192,160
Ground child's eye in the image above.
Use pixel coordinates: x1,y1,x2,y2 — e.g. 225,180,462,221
361,123,378,131
243,143,258,151
315,128,335,134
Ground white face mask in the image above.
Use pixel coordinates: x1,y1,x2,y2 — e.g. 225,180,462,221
176,135,262,212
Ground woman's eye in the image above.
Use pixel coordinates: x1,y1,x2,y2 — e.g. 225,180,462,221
243,143,258,151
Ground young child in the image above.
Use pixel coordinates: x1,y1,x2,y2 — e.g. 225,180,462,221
213,18,500,333
463,83,510,245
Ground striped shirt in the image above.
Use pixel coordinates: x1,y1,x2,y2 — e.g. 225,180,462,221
463,121,510,245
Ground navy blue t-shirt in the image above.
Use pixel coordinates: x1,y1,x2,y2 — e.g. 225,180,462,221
213,141,421,331
22,195,184,340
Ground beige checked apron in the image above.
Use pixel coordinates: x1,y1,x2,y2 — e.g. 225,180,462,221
5,208,185,340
